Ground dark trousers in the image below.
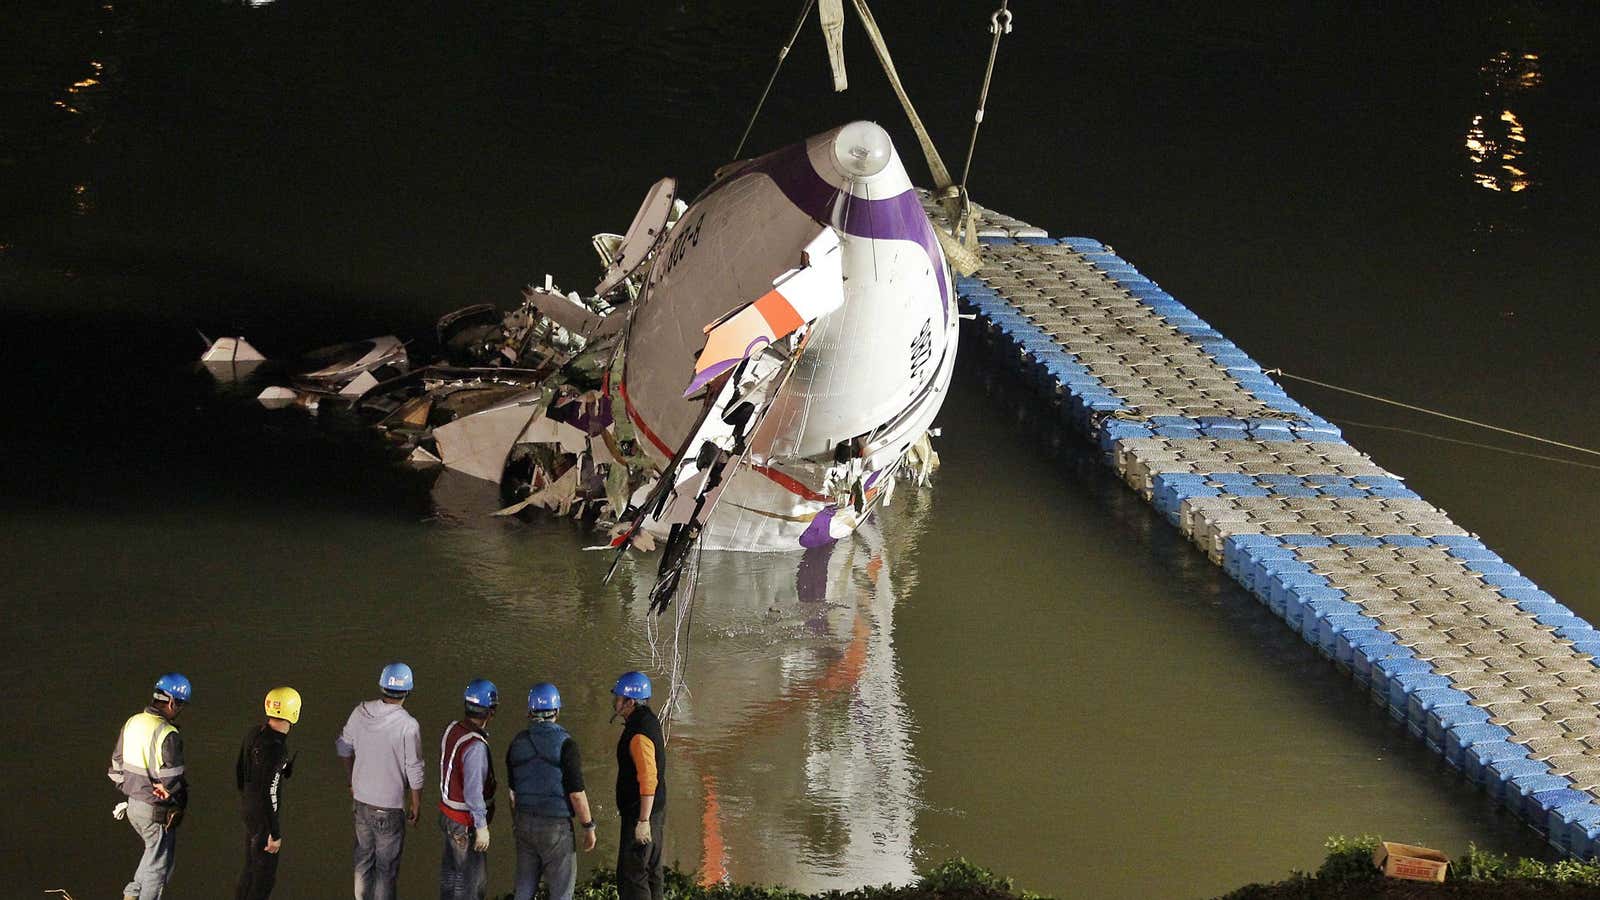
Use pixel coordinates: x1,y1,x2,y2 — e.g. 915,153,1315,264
616,808,665,900
236,820,279,900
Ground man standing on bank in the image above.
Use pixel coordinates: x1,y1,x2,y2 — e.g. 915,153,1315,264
505,682,596,900
109,672,191,900
439,678,499,899
611,671,666,900
235,686,301,900
338,662,425,900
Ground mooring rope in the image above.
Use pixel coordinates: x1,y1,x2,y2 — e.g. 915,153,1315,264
1328,418,1600,471
734,0,818,160
1265,368,1600,460
848,0,956,193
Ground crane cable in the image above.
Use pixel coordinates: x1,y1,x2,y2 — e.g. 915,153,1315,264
957,3,1012,246
734,0,818,160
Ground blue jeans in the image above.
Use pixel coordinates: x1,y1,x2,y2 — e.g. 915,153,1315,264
353,801,406,900
438,813,487,900
512,809,575,900
123,800,177,899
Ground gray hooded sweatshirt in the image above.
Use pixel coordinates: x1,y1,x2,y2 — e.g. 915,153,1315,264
336,699,425,809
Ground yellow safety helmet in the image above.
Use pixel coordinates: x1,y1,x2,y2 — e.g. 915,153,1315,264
264,686,302,724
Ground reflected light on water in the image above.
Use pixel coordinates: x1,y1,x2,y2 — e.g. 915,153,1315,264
71,183,95,216
1466,51,1540,193
55,60,105,116
69,61,105,93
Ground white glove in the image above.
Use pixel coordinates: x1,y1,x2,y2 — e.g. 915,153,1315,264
634,819,652,845
473,826,491,852
112,801,129,821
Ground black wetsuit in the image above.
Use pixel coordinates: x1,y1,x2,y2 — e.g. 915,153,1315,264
235,724,291,900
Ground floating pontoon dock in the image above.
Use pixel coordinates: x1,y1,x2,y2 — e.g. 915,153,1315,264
943,200,1600,858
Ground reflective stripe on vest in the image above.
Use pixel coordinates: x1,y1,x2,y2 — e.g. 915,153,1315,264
439,720,488,811
123,712,181,780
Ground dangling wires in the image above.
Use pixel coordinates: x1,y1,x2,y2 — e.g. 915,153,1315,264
645,540,702,740
957,3,1013,228
735,0,819,160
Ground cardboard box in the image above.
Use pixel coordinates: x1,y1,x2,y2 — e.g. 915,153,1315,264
1372,841,1449,882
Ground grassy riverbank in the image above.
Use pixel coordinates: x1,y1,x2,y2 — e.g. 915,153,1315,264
493,859,1043,900
1216,835,1600,898
518,841,1600,900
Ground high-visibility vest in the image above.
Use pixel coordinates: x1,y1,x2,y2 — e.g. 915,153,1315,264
439,720,496,824
112,710,182,803
124,712,177,771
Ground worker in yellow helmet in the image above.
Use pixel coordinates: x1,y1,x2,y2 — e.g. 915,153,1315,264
235,686,302,900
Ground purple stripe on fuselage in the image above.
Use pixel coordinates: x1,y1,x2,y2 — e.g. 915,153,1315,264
749,142,950,326
799,505,838,549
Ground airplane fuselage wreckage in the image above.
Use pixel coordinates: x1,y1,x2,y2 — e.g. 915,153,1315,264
206,122,955,607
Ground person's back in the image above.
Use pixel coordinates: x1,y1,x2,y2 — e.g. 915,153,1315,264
339,699,423,808
338,663,424,900
506,682,595,900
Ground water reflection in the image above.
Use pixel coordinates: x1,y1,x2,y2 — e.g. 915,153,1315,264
667,519,922,887
427,468,926,888
53,53,114,217
428,461,928,883
1465,51,1540,194
54,60,104,117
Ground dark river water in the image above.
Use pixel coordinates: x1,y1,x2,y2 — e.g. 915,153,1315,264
5,2,1599,897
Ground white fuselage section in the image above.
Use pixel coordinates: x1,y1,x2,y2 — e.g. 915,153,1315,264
619,123,957,551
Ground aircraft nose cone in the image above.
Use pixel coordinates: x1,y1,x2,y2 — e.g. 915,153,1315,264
829,120,894,179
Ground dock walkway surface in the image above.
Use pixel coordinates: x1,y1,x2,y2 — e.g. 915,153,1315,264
938,198,1600,857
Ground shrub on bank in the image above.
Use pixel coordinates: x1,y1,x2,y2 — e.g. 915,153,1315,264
1216,834,1600,898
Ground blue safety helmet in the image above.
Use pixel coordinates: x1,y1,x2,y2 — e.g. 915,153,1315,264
463,678,499,712
153,672,192,704
379,662,414,696
527,682,561,712
611,671,651,700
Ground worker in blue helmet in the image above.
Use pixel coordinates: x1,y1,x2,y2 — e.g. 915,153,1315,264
439,678,499,899
611,671,666,900
506,682,595,900
108,672,191,900
337,662,425,900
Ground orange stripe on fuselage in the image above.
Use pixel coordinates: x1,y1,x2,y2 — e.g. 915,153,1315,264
753,289,804,336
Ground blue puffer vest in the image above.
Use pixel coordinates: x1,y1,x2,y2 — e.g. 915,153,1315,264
506,720,571,818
